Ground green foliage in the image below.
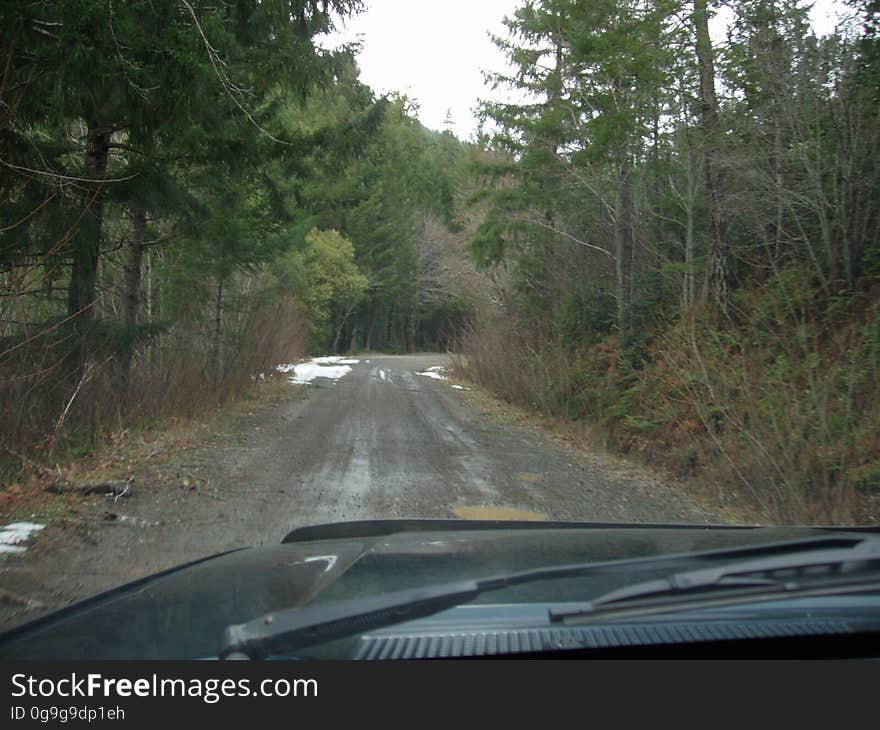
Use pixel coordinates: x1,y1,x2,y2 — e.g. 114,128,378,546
855,462,880,495
299,229,368,350
553,287,616,349
292,87,471,352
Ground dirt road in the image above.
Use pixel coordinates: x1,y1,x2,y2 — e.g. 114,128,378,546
0,354,712,628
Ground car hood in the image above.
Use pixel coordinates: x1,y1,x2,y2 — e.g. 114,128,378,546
0,519,870,659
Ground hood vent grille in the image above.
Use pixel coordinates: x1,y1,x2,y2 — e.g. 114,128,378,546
354,620,852,659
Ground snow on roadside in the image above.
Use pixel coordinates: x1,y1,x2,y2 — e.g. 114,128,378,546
288,362,352,384
417,365,448,381
0,522,45,554
312,356,361,366
276,356,361,385
416,366,471,391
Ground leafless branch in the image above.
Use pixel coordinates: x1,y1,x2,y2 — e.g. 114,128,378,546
520,216,615,259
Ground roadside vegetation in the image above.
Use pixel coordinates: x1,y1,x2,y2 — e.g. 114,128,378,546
457,0,879,524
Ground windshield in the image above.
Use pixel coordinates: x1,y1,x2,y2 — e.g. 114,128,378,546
0,0,878,658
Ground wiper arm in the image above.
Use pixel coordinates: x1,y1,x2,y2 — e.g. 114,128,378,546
221,581,482,659
219,535,879,659
550,538,880,624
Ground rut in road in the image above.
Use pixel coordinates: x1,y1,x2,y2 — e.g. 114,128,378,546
207,353,710,536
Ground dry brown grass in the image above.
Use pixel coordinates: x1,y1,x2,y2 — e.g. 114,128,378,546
453,278,880,526
451,310,575,416
0,296,308,483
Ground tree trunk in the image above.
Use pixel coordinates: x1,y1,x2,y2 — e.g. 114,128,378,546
332,303,357,353
331,318,343,354
615,146,634,335
774,116,786,265
212,277,223,382
386,305,394,348
365,305,374,351
694,0,729,316
121,207,146,386
67,121,111,374
406,302,416,353
145,249,153,321
684,187,696,309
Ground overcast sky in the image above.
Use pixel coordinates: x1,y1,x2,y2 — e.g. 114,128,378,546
324,1,849,142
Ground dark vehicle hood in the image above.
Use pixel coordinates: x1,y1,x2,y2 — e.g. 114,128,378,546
0,519,871,659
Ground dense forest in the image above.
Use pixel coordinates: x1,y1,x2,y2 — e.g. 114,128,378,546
1,1,878,524
462,0,879,522
0,1,476,470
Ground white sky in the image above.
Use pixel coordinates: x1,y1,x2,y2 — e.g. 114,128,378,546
324,1,849,142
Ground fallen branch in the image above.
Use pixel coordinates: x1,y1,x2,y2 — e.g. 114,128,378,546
53,362,95,437
0,588,44,610
46,476,134,498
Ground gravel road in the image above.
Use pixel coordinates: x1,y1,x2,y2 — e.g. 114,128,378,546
0,354,712,629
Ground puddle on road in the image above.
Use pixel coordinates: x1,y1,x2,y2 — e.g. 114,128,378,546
453,505,547,521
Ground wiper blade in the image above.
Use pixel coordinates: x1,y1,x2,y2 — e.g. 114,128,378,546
550,538,880,624
221,581,482,658
219,535,879,659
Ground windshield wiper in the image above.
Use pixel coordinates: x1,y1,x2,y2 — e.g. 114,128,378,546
219,535,880,658
549,539,880,625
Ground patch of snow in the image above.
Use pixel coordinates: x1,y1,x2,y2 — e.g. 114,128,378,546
116,515,159,528
275,356,360,384
417,370,447,380
378,369,388,382
0,522,44,554
451,384,467,390
417,365,449,381
288,362,352,384
312,356,360,365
